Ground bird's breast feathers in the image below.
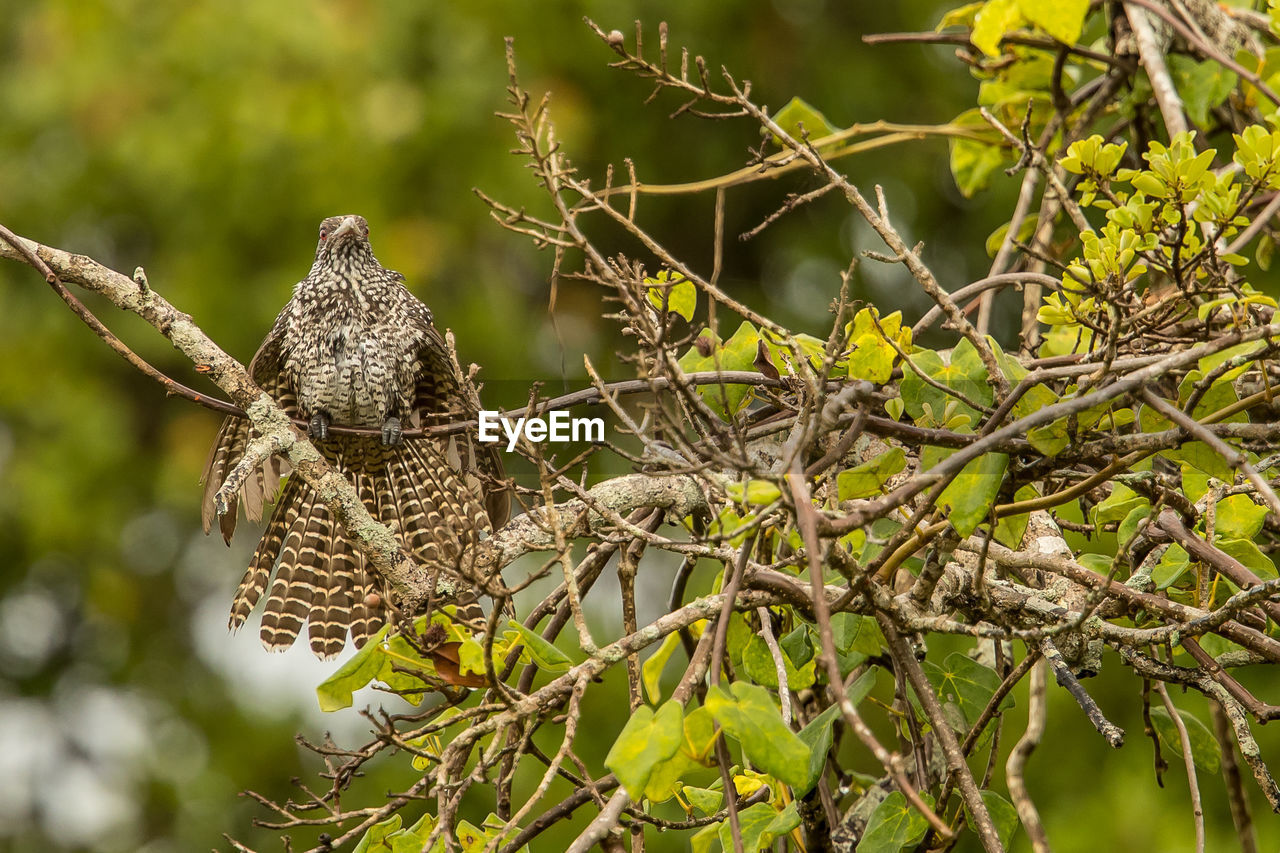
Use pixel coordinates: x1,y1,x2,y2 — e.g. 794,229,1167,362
282,309,423,425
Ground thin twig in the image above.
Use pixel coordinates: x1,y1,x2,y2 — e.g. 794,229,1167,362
1006,658,1050,852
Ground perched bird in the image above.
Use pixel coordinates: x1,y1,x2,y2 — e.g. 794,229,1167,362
201,215,507,658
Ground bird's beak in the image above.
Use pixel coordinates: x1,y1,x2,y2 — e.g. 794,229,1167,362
330,217,361,242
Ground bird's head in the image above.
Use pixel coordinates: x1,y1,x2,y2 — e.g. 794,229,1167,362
314,214,373,266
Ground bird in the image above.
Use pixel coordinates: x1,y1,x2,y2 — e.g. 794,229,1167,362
201,214,507,659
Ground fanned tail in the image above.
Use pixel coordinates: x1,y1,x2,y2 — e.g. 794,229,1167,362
221,435,490,657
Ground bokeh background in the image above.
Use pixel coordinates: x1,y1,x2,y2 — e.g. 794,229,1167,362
1,0,1277,850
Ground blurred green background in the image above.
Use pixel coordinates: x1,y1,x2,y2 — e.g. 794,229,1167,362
1,0,1276,850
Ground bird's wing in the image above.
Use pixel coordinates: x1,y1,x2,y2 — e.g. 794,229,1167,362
408,311,512,529
200,329,296,541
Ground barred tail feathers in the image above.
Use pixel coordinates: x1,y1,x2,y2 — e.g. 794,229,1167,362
229,473,303,631
389,440,491,626
348,459,385,647
228,436,488,657
303,503,351,659
202,415,283,544
258,486,325,651
201,416,249,543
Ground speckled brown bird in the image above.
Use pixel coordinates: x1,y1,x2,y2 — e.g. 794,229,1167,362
201,215,507,658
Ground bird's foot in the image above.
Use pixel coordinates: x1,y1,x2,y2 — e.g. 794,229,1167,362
381,417,403,446
309,411,331,441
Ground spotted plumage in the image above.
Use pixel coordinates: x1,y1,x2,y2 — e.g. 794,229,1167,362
201,215,507,658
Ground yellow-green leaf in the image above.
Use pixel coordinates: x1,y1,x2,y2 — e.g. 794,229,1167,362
1017,0,1089,45
705,683,810,788
719,802,800,853
937,452,1009,537
316,624,393,712
972,0,1023,56
604,700,686,799
642,632,683,703
837,447,906,500
862,791,934,851
769,96,841,146
646,270,697,322
742,633,816,691
1150,707,1222,773
1215,494,1269,541
938,1,986,31
508,620,573,672
727,479,783,506
951,135,1006,197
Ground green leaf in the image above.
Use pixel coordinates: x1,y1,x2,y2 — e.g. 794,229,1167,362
1017,0,1089,45
828,612,886,655
951,135,1006,197
1026,419,1069,456
1217,538,1278,581
837,447,907,500
316,619,470,711
922,653,1014,735
937,452,1009,537
967,790,1020,849
899,349,950,423
860,791,934,852
1078,553,1114,575
705,683,811,788
779,626,814,669
638,706,718,800
1152,544,1191,590
353,814,404,853
742,633,816,690
354,814,442,853
677,321,761,418
971,0,1023,56
726,611,752,668
1169,55,1239,127
316,623,393,712
949,337,997,407
843,307,906,383
1150,707,1222,773
1215,494,1269,541
1258,233,1274,271
645,271,697,322
682,785,723,815
690,824,719,853
995,484,1037,548
455,819,510,853
1118,503,1151,547
986,213,1038,256
938,1,986,31
726,479,783,506
604,700,686,799
643,632,683,703
796,668,878,794
1092,483,1149,525
642,747,699,803
682,705,719,762
719,802,801,852
507,620,573,672
769,96,841,145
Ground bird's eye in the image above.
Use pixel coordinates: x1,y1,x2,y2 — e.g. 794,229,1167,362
319,228,329,241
